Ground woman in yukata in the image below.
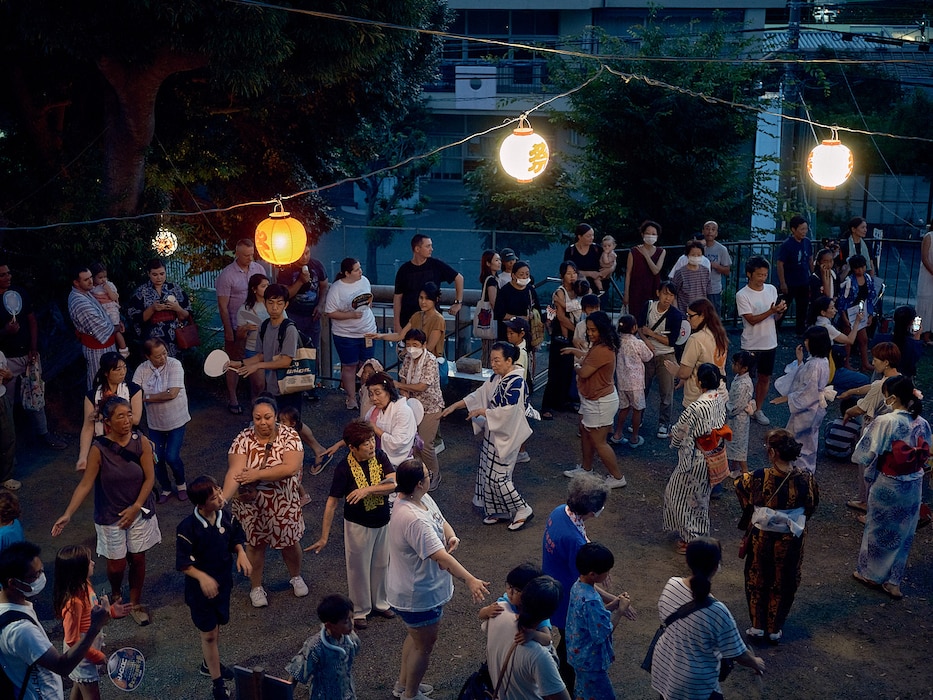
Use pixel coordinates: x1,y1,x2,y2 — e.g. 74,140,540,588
771,326,831,473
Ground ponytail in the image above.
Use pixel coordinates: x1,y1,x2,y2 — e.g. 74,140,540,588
684,537,722,602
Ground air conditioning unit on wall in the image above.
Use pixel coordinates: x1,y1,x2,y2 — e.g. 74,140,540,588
455,65,497,109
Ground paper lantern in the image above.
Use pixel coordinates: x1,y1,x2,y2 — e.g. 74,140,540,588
255,205,307,265
807,133,853,190
151,227,178,256
499,118,549,183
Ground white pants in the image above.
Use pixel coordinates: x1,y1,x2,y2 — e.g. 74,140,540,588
344,520,390,619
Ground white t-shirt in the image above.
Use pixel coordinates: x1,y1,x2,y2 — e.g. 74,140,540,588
0,602,63,700
386,495,454,611
735,284,778,350
324,277,377,337
815,315,844,342
485,607,565,700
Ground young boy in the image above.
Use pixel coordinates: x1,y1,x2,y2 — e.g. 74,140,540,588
572,294,600,351
566,543,634,700
176,475,252,700
286,593,360,700
596,236,617,294
0,491,24,554
479,563,552,647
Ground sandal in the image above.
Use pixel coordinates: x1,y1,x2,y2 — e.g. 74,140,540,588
852,571,881,590
508,510,534,532
309,453,335,476
882,583,904,600
541,411,554,421
846,500,868,513
856,514,866,525
483,516,502,525
130,605,151,626
227,404,243,415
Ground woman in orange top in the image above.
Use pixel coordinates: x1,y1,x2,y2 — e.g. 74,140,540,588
560,311,628,488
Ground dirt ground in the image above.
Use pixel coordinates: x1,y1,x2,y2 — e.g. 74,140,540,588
13,343,933,700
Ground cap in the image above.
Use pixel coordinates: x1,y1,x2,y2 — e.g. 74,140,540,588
501,248,517,263
503,317,530,336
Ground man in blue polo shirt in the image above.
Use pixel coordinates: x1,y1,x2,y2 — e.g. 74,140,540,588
776,215,813,336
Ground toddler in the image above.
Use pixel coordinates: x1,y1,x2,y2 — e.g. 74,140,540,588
479,562,552,647
596,236,617,294
573,294,600,350
287,594,360,700
726,351,757,477
566,543,634,700
89,263,129,357
611,314,654,448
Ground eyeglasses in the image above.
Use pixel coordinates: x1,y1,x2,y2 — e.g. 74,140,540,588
686,312,700,319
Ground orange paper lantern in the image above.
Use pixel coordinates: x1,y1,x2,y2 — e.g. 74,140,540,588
255,207,307,265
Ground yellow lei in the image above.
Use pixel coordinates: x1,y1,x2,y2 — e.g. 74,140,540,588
348,451,385,511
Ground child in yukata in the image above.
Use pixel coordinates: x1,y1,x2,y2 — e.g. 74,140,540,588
287,594,361,700
610,314,654,448
89,262,129,357
727,351,757,477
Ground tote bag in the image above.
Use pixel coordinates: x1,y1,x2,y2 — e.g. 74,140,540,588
472,276,497,340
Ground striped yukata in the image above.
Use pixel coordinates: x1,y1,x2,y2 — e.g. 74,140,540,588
68,287,117,389
650,576,747,700
663,388,728,542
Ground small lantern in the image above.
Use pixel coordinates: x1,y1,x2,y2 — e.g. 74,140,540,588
255,201,307,265
807,129,853,190
499,116,549,183
151,226,178,256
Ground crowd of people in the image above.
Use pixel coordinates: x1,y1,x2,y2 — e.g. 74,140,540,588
0,215,930,700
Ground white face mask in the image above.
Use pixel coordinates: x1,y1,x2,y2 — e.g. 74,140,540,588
408,347,424,359
16,571,47,598
643,235,658,245
688,255,703,266
515,278,531,288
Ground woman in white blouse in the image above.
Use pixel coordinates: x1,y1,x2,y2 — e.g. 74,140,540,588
809,296,862,347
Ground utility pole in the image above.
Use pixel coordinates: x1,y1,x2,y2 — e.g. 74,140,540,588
779,0,803,228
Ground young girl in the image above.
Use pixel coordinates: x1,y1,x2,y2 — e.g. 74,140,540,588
772,326,832,473
610,314,654,448
726,351,757,477
54,544,130,700
278,407,330,508
89,263,128,357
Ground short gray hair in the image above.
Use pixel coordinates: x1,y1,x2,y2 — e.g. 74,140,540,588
566,473,609,516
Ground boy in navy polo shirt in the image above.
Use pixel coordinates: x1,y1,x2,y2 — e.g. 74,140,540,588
177,475,251,700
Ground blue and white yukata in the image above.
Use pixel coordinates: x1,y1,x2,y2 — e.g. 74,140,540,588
853,410,932,587
463,366,533,520
784,357,830,473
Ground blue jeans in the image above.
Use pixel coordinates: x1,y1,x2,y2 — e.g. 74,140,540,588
151,425,187,492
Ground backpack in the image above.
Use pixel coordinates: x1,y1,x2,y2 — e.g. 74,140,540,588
0,610,40,700
259,318,313,350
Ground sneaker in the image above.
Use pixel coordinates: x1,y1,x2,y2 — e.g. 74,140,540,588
200,661,234,680
627,436,645,448
177,488,188,502
156,491,171,505
118,347,131,358
212,680,230,700
249,586,268,608
768,630,783,643
515,451,530,463
433,437,446,455
604,475,627,489
2,479,21,491
42,433,68,450
289,576,309,597
752,410,770,426
746,627,765,638
428,470,442,492
563,466,591,478
656,425,670,439
393,683,434,698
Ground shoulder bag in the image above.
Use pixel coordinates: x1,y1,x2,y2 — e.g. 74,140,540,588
175,319,201,349
473,276,497,340
456,642,518,700
642,596,736,681
527,289,545,349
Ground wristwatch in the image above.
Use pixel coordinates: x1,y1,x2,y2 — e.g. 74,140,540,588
453,299,462,305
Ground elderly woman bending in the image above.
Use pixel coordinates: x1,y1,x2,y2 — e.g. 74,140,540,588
442,341,534,531
222,396,306,609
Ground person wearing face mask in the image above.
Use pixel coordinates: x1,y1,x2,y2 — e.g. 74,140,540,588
623,220,666,316
493,261,540,343
671,241,712,314
393,330,445,491
0,541,112,700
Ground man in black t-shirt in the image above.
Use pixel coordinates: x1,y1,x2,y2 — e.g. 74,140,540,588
392,234,464,333
0,263,66,452
305,420,397,630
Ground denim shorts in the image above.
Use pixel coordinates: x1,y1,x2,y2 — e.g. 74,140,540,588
333,334,375,366
394,605,444,628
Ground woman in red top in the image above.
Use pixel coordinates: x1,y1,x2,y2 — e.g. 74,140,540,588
560,311,627,488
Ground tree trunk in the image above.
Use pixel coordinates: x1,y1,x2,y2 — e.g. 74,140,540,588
96,48,207,216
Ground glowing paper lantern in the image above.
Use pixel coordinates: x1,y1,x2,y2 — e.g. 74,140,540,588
499,119,549,183
807,132,853,190
151,227,178,256
255,205,307,265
